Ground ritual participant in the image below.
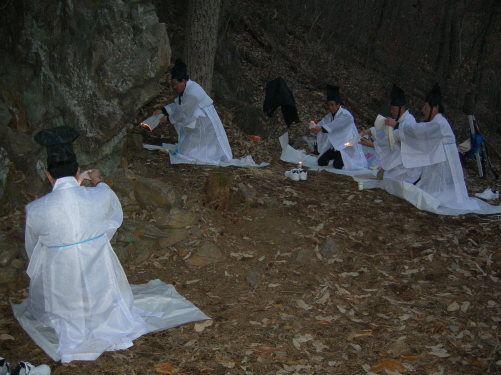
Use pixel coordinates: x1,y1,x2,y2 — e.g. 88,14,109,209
386,83,479,210
359,84,421,183
310,85,367,170
11,126,209,362
152,58,233,164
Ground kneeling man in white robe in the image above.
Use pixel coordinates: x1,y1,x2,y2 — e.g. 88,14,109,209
153,59,233,165
310,85,367,170
360,84,421,183
386,83,478,210
11,126,209,363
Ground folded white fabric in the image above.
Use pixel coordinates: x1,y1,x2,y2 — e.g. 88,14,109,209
374,115,386,130
374,114,395,152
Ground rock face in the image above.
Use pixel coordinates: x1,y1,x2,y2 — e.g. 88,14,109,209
0,0,171,205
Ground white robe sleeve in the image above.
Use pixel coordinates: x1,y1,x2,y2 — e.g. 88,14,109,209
24,208,39,260
398,121,446,168
98,183,123,240
323,114,356,151
164,93,201,129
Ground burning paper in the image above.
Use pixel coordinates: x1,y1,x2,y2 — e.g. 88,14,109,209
344,134,361,147
140,114,165,131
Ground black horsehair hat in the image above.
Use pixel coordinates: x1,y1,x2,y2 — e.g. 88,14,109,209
34,126,80,167
171,58,189,81
326,85,342,104
390,84,407,107
425,82,443,112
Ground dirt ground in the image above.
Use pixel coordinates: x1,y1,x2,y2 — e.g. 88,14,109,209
2,118,501,375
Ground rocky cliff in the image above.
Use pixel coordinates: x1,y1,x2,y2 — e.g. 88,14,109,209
0,0,170,212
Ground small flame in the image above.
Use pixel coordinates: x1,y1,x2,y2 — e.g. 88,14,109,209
140,122,153,131
344,142,351,147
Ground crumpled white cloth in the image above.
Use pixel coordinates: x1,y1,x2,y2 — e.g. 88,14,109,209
11,279,210,362
143,143,268,167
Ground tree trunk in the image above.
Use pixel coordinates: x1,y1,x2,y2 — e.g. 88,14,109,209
184,0,222,95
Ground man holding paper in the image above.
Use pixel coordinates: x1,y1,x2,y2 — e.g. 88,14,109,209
310,85,367,170
151,58,232,164
360,85,421,183
12,126,209,362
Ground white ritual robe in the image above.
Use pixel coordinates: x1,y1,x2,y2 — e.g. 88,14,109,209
370,110,421,183
316,107,367,170
164,79,233,164
396,114,479,210
12,177,209,362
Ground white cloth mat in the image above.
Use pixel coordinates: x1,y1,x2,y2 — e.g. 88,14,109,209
11,279,210,362
143,143,268,167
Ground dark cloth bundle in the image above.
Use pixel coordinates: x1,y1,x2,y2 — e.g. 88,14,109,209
263,77,300,127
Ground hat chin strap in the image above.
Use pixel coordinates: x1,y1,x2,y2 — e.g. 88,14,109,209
396,107,402,121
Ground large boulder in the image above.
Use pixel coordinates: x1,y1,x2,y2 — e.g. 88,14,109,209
0,0,171,206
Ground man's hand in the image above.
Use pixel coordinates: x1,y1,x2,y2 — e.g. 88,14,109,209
360,129,371,137
385,118,397,127
310,126,321,134
88,169,102,186
359,138,374,148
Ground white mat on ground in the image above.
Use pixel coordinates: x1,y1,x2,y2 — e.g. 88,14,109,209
279,132,376,178
280,132,500,215
143,143,268,167
11,279,210,362
381,179,501,216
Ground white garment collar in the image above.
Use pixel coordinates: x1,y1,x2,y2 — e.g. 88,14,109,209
52,176,79,192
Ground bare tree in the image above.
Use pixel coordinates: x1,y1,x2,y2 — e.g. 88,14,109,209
183,0,222,95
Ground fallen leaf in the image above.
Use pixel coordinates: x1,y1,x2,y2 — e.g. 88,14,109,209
461,301,470,312
467,360,483,367
217,360,236,369
194,320,213,332
432,322,443,334
347,330,374,340
255,345,277,352
400,354,424,360
0,334,14,341
154,363,174,374
296,299,313,310
426,344,450,357
369,358,408,372
447,301,460,311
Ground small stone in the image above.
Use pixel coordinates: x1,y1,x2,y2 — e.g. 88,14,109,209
237,182,257,200
186,241,224,266
320,237,340,258
0,243,21,267
117,230,140,243
296,248,311,262
246,267,263,287
155,208,201,229
158,229,190,248
128,239,157,265
134,178,182,210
